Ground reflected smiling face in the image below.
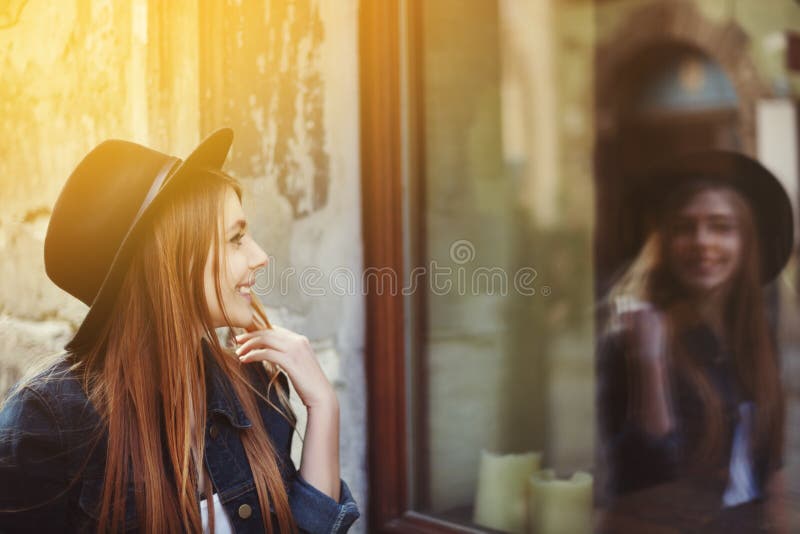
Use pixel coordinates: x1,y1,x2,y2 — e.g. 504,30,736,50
204,187,268,329
666,187,744,296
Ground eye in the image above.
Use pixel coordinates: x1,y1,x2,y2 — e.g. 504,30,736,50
670,220,694,235
710,220,736,233
230,232,245,247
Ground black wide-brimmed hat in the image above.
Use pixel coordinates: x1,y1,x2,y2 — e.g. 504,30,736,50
628,150,795,284
45,128,234,353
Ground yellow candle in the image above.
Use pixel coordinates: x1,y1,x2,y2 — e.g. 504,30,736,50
527,469,593,534
473,450,542,533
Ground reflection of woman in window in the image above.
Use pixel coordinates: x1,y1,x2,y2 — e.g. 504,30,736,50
0,130,359,532
598,151,791,510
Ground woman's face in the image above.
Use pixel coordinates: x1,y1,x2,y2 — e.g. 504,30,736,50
204,187,268,329
666,188,744,295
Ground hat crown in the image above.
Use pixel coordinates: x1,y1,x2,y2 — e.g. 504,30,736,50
44,140,178,306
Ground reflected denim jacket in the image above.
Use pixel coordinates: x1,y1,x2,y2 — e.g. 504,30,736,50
0,344,360,533
598,323,774,498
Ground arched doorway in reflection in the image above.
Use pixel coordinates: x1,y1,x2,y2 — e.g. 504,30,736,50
616,43,740,178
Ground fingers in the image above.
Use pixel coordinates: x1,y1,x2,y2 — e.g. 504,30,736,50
235,329,269,343
233,324,312,376
235,324,293,343
271,325,311,348
235,328,292,350
235,334,289,355
235,325,303,349
238,347,285,365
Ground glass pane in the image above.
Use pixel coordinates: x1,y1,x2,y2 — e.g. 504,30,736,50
409,0,595,527
408,1,800,532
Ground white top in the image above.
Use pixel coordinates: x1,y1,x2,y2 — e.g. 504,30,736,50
200,493,234,534
722,402,762,507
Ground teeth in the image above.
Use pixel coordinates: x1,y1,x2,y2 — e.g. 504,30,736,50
238,285,251,294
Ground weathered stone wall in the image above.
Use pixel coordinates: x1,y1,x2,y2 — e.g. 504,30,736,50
0,0,138,376
0,0,366,530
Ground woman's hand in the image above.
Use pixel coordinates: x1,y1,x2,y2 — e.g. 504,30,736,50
620,307,675,437
234,325,337,409
235,325,342,501
621,307,667,367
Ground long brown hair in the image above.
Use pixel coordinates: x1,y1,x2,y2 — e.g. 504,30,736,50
608,183,785,469
70,169,297,532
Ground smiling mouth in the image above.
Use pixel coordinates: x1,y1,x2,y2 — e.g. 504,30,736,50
236,282,254,300
684,258,725,276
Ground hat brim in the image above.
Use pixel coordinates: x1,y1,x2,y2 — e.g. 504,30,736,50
66,128,234,354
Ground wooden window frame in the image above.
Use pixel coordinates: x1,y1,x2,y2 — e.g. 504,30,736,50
360,0,469,532
359,0,407,528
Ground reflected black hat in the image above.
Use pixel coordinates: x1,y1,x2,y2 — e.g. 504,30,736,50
45,128,234,353
637,150,794,284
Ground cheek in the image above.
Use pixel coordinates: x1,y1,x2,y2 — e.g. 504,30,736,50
668,236,691,262
217,246,242,289
722,234,744,268
203,248,229,308
203,263,219,307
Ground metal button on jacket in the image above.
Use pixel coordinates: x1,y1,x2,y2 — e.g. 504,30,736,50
238,504,252,519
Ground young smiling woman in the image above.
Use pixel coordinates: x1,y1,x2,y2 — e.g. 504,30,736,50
0,129,359,533
598,151,791,516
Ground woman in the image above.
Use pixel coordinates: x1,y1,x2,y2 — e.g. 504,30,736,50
0,129,360,533
598,150,791,508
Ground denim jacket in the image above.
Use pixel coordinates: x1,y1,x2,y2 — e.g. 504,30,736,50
0,342,360,533
598,323,774,498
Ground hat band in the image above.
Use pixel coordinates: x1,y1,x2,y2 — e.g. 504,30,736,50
132,157,181,222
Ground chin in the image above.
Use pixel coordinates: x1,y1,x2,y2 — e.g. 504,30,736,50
231,309,254,329
681,277,729,295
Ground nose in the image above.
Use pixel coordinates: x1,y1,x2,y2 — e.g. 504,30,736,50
249,240,269,270
693,224,713,247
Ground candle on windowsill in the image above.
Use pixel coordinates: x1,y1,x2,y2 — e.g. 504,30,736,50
473,450,542,533
527,469,593,534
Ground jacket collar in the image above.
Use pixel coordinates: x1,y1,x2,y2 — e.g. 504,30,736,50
202,338,252,429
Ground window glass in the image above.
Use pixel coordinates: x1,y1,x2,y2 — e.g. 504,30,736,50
409,1,800,532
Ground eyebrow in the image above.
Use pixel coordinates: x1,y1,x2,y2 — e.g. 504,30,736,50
227,219,247,233
677,212,735,219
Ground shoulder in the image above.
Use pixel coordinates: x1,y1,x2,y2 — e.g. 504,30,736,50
0,355,100,445
0,358,77,467
9,356,89,410
0,357,103,531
